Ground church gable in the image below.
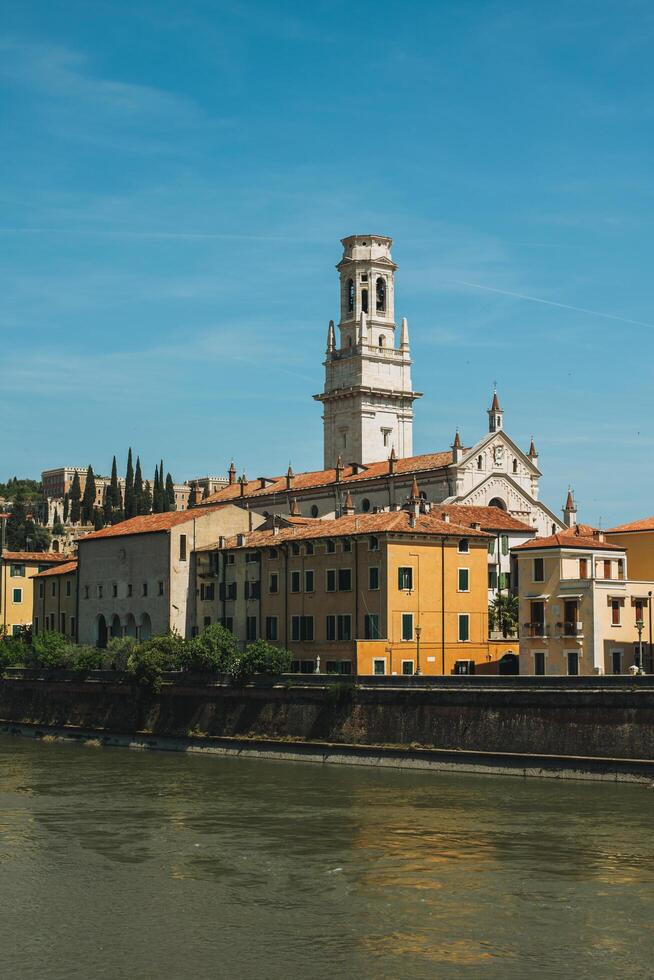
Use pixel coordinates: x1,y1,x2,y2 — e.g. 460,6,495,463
458,430,539,478
456,473,563,536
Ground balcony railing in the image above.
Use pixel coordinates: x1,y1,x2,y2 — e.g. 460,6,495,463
522,622,546,638
557,621,583,638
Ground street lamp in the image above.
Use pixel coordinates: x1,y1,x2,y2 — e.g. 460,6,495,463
315,654,321,674
415,624,422,675
636,619,645,673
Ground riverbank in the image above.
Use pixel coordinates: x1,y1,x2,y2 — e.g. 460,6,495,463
3,670,654,782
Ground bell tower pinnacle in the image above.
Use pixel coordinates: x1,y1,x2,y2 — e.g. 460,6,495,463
314,235,421,468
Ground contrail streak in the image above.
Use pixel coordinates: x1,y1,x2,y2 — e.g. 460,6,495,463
455,280,654,330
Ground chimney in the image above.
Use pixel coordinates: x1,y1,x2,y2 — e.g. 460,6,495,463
335,455,344,483
389,446,397,475
272,524,280,536
239,475,247,498
289,498,301,517
228,461,236,485
286,464,294,491
237,533,246,547
248,506,253,531
409,511,417,528
470,522,482,531
343,491,355,516
218,535,226,548
441,512,450,523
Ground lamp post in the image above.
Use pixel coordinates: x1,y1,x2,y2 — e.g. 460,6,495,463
315,654,321,674
636,619,644,674
415,624,422,675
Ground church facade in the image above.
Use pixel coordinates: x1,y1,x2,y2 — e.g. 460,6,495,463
205,234,564,538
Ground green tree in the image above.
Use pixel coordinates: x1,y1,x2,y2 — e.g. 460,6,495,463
93,508,105,531
69,472,82,524
5,487,28,550
489,593,519,638
165,473,176,511
228,640,292,685
152,466,161,513
109,455,121,509
81,465,96,525
124,448,135,519
134,456,144,515
182,623,238,672
142,480,153,514
62,493,69,524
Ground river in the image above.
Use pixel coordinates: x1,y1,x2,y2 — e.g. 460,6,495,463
0,736,653,979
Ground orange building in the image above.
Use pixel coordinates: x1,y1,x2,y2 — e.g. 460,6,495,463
195,489,495,675
0,551,72,637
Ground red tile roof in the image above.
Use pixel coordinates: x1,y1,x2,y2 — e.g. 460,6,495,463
514,532,623,552
202,450,456,505
606,516,654,534
2,551,72,563
79,506,224,542
199,509,491,552
436,505,534,533
33,560,78,578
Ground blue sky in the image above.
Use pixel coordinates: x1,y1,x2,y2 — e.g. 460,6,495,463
2,0,653,525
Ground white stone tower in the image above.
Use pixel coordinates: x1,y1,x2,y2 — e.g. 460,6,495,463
314,235,421,468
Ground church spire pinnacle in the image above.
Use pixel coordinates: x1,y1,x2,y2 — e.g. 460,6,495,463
487,386,504,433
400,316,409,350
327,319,335,353
563,487,577,528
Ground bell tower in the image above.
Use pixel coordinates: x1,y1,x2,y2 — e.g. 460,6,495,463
314,235,421,468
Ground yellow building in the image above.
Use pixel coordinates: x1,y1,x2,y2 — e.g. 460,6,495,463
606,516,654,579
195,494,495,675
0,551,72,637
32,560,79,640
515,529,654,674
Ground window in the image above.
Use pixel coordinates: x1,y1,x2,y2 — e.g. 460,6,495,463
84,585,90,600
311,505,319,518
402,660,414,676
97,585,103,599
458,538,469,554
228,582,237,600
291,543,300,556
38,582,44,598
488,539,495,555
342,538,351,553
337,615,352,641
603,560,611,580
488,567,497,590
533,557,544,582
291,616,314,642
379,336,385,349
361,288,368,313
227,554,235,565
112,583,118,598
567,651,579,676
158,581,165,596
347,278,354,313
291,570,301,593
245,580,260,600
512,459,518,473
305,570,314,593
326,540,336,554
127,584,133,597
364,614,380,640
246,616,257,641
369,566,380,590
66,580,72,597
361,498,371,513
612,650,622,675
305,542,314,556
10,564,25,577
458,568,469,592
204,616,211,627
477,455,483,470
326,569,336,592
369,535,379,551
34,616,39,634
373,659,385,675
458,614,470,642
376,276,386,312
223,617,233,632
401,613,413,641
579,558,589,579
398,567,413,591
534,651,546,675
12,588,22,603
326,615,336,641
142,583,148,597
338,568,352,591
179,534,187,561
499,572,510,590
201,583,214,601
246,552,259,563
265,617,278,641
269,573,279,594
70,617,75,636
60,613,66,634
611,600,621,626
635,600,644,623
268,547,278,559
51,581,56,597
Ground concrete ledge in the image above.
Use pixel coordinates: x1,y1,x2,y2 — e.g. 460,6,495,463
3,722,654,784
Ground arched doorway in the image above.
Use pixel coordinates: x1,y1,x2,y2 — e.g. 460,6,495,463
96,615,108,649
499,652,519,675
139,613,152,642
124,614,137,638
110,614,122,639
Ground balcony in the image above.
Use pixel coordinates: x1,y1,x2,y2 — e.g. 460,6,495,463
557,621,584,639
522,622,546,638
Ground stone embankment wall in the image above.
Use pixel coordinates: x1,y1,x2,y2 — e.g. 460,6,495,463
2,672,654,765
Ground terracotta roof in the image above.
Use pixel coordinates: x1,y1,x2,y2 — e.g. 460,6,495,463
2,551,72,563
528,438,537,457
78,506,223,542
202,450,456,505
490,391,501,412
514,532,623,552
436,505,534,533
33,560,78,578
199,510,491,552
606,516,654,534
564,489,575,510
559,522,598,537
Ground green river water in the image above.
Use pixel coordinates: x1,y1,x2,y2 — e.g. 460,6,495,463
1,736,653,980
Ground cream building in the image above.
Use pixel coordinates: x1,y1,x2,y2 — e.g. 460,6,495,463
32,560,78,639
515,529,654,675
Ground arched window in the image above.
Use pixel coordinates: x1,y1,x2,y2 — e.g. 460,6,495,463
376,277,386,312
96,615,108,649
346,278,354,313
361,498,371,512
477,455,483,470
361,288,369,314
311,505,319,518
140,613,152,642
489,497,507,511
110,614,122,639
378,335,385,347
124,614,137,638
512,459,518,473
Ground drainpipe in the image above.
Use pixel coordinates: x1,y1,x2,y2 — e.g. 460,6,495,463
75,547,81,643
283,543,289,648
441,536,446,675
353,536,359,673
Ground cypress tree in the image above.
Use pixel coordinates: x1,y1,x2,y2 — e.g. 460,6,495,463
134,457,144,515
165,473,176,511
63,493,69,524
81,465,96,525
143,480,153,514
93,508,105,531
124,448,135,519
70,472,82,524
153,467,162,513
109,455,120,508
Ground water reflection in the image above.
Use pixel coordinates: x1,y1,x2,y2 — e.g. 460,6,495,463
1,736,654,980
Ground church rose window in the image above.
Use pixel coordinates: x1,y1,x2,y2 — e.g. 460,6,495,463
376,277,386,312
